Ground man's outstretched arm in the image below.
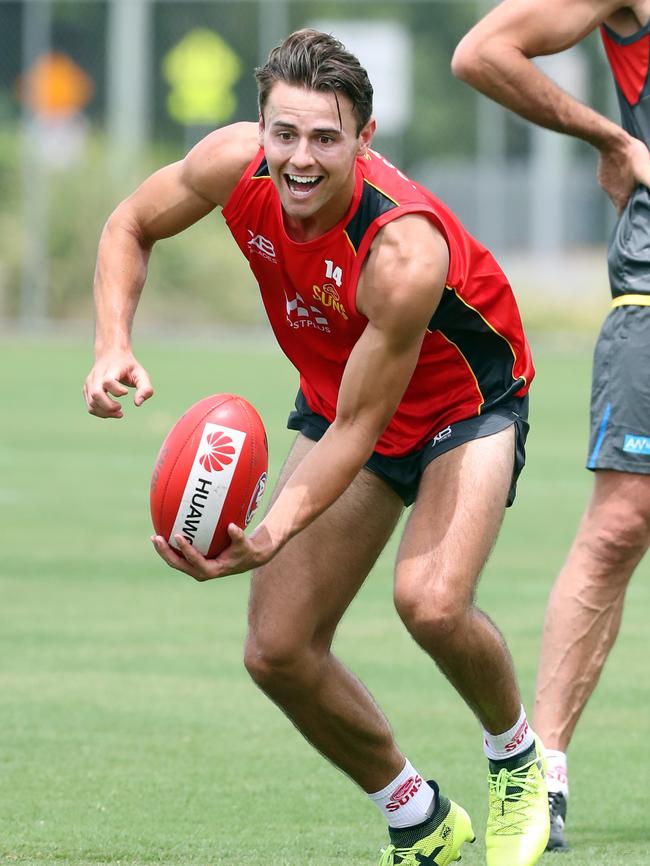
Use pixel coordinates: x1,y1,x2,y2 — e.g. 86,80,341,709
84,123,257,418
452,0,650,211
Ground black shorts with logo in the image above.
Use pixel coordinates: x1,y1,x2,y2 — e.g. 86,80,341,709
287,390,530,507
588,302,650,474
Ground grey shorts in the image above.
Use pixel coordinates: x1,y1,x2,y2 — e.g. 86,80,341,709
287,390,529,507
588,303,650,473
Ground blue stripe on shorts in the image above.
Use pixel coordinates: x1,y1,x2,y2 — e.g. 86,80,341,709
587,402,612,469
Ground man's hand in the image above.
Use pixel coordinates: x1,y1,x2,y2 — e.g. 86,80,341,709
151,523,278,581
599,134,650,213
453,0,641,206
84,349,154,418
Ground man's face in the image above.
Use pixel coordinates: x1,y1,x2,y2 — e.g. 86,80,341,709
259,82,374,229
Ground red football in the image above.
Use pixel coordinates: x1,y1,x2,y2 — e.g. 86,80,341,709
150,394,268,558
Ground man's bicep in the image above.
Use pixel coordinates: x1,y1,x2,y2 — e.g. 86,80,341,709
464,0,619,56
119,124,257,244
359,215,448,336
121,162,217,244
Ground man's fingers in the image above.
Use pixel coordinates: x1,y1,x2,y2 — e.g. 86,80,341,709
83,379,124,418
227,523,246,544
636,167,650,191
105,378,129,399
157,534,220,582
134,386,154,407
151,535,196,577
132,367,154,407
152,530,258,582
173,535,204,565
84,358,155,419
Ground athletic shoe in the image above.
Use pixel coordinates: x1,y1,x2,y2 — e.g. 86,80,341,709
485,739,550,866
546,791,568,852
378,781,475,865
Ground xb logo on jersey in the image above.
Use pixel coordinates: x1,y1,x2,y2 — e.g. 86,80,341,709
247,230,277,262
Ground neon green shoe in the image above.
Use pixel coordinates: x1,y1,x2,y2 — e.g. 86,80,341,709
379,781,475,865
485,739,550,866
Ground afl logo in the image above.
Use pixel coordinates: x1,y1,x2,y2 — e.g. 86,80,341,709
245,472,268,525
199,431,237,472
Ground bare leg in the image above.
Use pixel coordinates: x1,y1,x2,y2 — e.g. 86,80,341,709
244,434,406,793
394,426,522,735
534,470,650,751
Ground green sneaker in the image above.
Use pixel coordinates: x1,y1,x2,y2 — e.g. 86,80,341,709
485,739,550,866
379,781,475,865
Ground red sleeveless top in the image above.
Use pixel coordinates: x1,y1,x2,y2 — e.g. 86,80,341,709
222,148,533,456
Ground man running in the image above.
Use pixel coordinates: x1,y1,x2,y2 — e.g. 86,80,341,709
454,0,650,851
85,29,548,865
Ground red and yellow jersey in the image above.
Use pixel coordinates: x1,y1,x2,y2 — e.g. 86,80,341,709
222,147,533,457
601,20,650,143
600,21,650,300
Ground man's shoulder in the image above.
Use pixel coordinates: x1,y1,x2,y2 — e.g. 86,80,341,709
370,215,449,283
360,150,433,205
183,122,261,206
358,214,450,325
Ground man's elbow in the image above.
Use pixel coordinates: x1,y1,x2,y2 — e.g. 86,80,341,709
103,203,153,253
451,34,489,85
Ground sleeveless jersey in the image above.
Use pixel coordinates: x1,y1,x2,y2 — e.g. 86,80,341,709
222,148,533,457
601,21,650,299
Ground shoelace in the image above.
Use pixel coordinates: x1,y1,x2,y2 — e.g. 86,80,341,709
487,758,540,836
378,844,419,866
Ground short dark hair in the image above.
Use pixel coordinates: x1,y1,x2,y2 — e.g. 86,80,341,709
255,29,373,134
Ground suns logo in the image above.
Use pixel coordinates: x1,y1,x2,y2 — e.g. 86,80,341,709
312,282,348,320
199,431,237,472
386,775,423,813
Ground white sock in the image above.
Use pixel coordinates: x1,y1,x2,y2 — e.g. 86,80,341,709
483,705,535,761
545,749,569,797
369,759,435,828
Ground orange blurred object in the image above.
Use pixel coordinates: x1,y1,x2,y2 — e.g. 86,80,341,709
17,52,94,118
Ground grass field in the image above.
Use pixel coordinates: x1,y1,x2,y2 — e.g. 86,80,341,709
1,333,649,866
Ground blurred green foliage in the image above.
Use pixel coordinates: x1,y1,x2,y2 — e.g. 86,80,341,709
0,127,261,324
0,1,617,326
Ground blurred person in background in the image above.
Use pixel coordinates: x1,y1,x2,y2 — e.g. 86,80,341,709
84,28,550,866
453,0,650,852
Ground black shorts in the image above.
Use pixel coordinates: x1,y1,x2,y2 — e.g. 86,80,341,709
287,390,530,507
588,302,650,474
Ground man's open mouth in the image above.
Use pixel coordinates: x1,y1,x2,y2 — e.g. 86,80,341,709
285,174,323,196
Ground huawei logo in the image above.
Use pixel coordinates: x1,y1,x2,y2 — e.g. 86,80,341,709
199,431,236,472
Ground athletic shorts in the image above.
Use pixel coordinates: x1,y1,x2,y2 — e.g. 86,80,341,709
287,390,530,507
588,302,650,474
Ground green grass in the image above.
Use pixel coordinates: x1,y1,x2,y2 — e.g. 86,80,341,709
1,334,649,865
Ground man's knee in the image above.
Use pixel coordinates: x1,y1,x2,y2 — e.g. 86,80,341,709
243,630,318,696
394,571,469,645
582,503,650,573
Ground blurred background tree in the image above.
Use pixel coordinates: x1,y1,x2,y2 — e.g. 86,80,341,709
0,0,615,329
